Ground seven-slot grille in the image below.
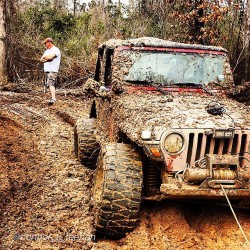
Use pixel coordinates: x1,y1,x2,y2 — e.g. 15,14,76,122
183,129,250,168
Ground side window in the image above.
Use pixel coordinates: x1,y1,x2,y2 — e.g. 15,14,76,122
104,49,113,86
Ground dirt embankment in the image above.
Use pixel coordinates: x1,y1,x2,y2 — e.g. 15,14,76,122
0,85,250,250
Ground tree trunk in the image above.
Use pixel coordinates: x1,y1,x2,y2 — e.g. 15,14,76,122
190,0,205,44
73,0,79,16
243,0,250,83
140,0,148,15
0,0,6,85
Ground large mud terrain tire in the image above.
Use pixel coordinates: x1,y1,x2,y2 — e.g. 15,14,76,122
93,143,143,238
74,118,100,169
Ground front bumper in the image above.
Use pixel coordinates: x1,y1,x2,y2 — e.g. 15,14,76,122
143,180,250,201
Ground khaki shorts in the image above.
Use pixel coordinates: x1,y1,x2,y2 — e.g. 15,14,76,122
45,72,58,87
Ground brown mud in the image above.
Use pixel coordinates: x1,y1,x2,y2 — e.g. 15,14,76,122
0,84,250,250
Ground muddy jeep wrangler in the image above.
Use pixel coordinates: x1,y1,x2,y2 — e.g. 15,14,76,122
74,37,250,238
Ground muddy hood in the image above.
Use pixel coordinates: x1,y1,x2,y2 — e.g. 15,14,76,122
112,92,250,144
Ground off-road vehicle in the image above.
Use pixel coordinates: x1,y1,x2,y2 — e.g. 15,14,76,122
74,37,250,238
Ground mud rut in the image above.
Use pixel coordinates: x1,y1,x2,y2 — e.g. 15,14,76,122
0,86,250,250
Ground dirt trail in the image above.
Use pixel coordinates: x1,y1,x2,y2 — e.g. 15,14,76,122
0,86,250,250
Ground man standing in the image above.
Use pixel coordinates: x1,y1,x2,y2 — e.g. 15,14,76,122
40,38,61,105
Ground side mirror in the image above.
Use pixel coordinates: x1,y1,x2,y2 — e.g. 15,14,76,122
111,78,124,93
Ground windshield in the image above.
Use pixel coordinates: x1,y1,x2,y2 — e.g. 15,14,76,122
123,50,226,85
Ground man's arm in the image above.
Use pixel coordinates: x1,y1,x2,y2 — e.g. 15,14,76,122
40,53,56,63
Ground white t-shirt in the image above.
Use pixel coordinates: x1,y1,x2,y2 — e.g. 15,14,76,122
43,46,61,73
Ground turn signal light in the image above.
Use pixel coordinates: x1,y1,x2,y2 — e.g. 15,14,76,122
150,148,161,157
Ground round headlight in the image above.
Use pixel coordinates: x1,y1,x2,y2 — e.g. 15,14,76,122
164,133,184,154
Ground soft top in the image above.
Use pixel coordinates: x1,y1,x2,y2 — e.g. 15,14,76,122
99,37,228,53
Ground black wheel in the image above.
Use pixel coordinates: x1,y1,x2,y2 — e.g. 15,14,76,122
74,118,100,169
93,143,143,238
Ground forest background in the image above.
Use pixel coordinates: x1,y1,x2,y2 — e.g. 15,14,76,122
3,0,250,87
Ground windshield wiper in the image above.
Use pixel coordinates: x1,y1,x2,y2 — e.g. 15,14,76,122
126,80,168,95
174,82,215,96
148,82,168,95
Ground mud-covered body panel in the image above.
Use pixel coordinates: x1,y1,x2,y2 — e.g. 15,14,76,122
111,91,250,145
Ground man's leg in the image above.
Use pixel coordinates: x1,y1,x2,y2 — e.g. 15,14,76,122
46,72,57,103
44,73,48,93
49,85,56,100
